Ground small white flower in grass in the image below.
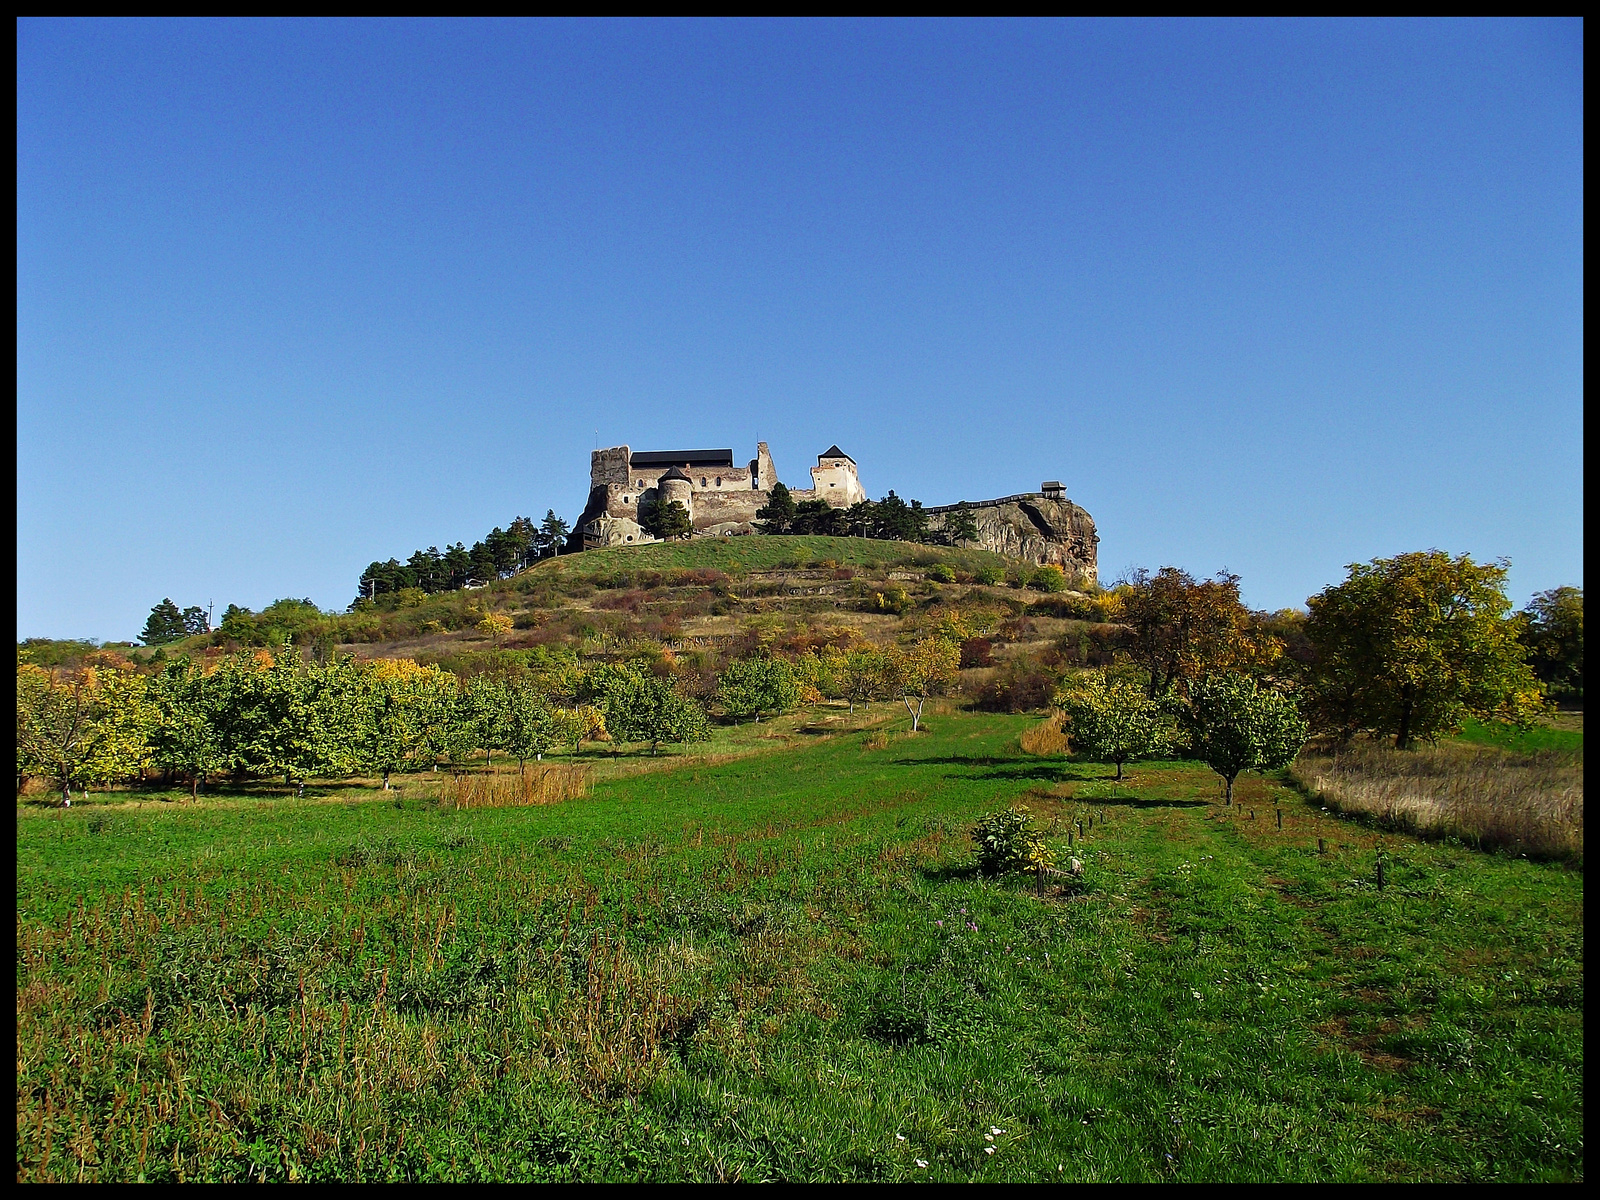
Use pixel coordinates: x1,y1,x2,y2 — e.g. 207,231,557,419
984,1134,994,1142
914,1159,928,1168
990,1127,1005,1135
1191,990,1202,1000
896,1134,907,1142
985,1146,996,1155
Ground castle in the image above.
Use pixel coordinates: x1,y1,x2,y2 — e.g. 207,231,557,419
577,442,866,548
574,441,1098,586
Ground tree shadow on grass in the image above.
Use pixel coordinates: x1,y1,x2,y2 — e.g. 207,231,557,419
1070,795,1210,810
918,862,983,884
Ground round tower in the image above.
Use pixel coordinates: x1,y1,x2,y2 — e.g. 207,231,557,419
657,465,694,523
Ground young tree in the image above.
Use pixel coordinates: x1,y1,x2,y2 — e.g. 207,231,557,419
822,645,887,713
140,599,188,646
1305,551,1544,748
149,657,225,799
1185,673,1307,804
603,675,710,755
716,656,802,722
349,661,426,789
79,658,155,792
465,675,513,767
1056,671,1173,782
16,665,111,805
884,637,960,732
504,680,557,770
641,499,692,540
1520,586,1583,703
477,612,513,648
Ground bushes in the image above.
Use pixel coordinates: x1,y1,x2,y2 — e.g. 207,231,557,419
958,637,994,669
972,658,1056,712
972,805,1053,874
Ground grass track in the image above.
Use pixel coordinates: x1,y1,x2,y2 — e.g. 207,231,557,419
16,712,1583,1181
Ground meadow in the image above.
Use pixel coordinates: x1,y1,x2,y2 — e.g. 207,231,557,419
16,708,1583,1182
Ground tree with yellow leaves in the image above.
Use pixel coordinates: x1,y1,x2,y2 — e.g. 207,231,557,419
884,637,961,732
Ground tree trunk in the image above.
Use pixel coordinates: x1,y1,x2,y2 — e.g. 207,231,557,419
61,780,71,807
1396,684,1415,750
191,775,199,801
1225,774,1235,805
383,770,391,791
1115,759,1124,782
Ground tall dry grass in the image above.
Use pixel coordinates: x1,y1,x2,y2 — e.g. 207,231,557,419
1020,714,1070,757
444,765,592,810
1292,742,1583,864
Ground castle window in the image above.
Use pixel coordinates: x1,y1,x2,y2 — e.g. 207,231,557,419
700,477,707,488
715,477,722,487
626,535,633,542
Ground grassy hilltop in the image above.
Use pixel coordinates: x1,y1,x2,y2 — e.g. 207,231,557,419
17,708,1583,1182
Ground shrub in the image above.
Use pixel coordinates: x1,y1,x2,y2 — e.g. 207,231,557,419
973,659,1056,712
1030,566,1068,593
972,805,1054,875
927,563,957,584
975,566,1005,586
871,586,912,615
959,637,994,669
716,656,803,721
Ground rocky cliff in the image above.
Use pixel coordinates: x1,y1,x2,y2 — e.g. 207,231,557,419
924,493,1098,586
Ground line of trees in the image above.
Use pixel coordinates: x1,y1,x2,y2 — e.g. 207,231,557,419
1055,551,1567,775
16,630,973,803
357,510,571,603
754,485,934,542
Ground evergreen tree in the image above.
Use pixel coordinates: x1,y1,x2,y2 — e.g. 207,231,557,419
181,606,210,636
444,543,472,590
539,510,571,557
945,501,980,547
642,499,692,540
754,482,797,534
140,599,188,646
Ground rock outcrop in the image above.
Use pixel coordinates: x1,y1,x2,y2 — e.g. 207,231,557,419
923,492,1098,586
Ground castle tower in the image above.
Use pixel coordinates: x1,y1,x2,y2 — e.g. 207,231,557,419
657,465,694,520
809,446,866,507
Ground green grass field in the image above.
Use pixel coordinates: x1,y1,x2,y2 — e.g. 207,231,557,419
1451,717,1584,757
531,535,1019,579
17,711,1583,1181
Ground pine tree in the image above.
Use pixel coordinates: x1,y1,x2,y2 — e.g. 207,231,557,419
140,599,188,646
754,482,797,533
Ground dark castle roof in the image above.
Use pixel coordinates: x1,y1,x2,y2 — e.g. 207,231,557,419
631,449,734,468
658,465,691,482
819,445,854,463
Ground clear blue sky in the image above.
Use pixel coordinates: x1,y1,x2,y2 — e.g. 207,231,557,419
17,18,1583,641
